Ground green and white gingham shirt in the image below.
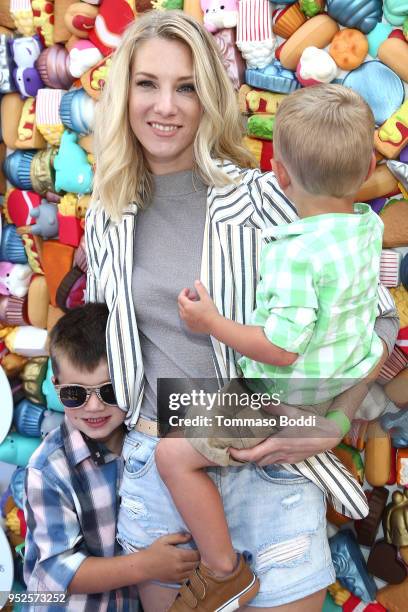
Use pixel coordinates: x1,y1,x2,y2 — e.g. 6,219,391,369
240,203,384,404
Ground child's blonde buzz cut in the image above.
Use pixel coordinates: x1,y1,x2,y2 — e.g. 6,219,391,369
273,84,375,198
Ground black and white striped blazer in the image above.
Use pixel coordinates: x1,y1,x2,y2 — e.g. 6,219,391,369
85,160,396,424
85,161,396,518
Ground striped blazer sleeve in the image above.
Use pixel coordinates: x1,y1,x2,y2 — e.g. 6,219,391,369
377,282,399,319
248,170,298,229
85,205,106,304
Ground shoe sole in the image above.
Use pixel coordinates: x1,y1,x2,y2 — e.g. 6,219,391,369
215,575,260,612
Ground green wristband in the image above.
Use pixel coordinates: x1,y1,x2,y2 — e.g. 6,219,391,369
326,410,351,438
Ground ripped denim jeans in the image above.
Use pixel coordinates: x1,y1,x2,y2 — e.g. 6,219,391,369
117,430,335,607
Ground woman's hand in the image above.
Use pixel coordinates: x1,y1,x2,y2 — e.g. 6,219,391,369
229,403,343,465
178,280,220,334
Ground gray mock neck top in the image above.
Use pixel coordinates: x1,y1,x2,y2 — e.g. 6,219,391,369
132,170,217,420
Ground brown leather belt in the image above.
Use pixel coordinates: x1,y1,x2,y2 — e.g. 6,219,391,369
134,417,159,437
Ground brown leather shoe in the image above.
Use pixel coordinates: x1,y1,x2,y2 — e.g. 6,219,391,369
169,554,259,611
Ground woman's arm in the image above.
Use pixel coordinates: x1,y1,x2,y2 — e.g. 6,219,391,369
229,340,392,465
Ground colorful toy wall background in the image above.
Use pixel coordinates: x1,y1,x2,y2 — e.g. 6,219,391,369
2,0,408,610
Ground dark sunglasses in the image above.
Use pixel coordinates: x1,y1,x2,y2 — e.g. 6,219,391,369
54,382,117,409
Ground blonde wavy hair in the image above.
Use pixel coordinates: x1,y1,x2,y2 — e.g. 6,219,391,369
92,10,254,221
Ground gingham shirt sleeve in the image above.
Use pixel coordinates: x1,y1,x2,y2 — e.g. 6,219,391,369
24,467,88,592
257,245,318,354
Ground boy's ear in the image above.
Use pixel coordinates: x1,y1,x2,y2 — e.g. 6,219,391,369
365,152,377,182
272,158,292,191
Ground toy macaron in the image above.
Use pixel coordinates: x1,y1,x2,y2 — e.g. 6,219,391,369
342,61,404,126
329,28,368,70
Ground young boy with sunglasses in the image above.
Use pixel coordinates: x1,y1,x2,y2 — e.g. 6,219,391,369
24,304,199,611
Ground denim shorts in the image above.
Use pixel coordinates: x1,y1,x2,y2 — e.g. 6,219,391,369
117,430,335,608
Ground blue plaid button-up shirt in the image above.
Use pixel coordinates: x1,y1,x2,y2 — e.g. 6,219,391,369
24,417,138,612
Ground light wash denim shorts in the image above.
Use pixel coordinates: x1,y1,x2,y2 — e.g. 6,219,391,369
117,430,335,608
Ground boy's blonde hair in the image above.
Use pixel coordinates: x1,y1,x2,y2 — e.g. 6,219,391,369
92,10,254,222
273,84,375,198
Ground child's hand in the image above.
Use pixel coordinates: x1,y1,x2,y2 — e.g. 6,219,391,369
142,533,199,582
178,280,220,335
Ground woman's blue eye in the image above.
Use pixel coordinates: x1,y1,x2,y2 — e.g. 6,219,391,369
136,80,154,88
135,81,195,93
179,84,195,93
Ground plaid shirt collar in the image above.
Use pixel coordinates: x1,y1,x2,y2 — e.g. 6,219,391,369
61,418,117,468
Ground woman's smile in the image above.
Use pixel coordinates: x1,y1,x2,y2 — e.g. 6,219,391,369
149,122,180,133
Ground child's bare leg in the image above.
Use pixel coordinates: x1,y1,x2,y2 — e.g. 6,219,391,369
327,381,369,417
138,583,177,612
155,438,236,576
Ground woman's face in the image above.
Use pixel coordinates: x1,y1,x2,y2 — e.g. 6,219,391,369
129,37,202,175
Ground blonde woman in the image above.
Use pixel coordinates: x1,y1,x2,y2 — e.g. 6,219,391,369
86,10,398,612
